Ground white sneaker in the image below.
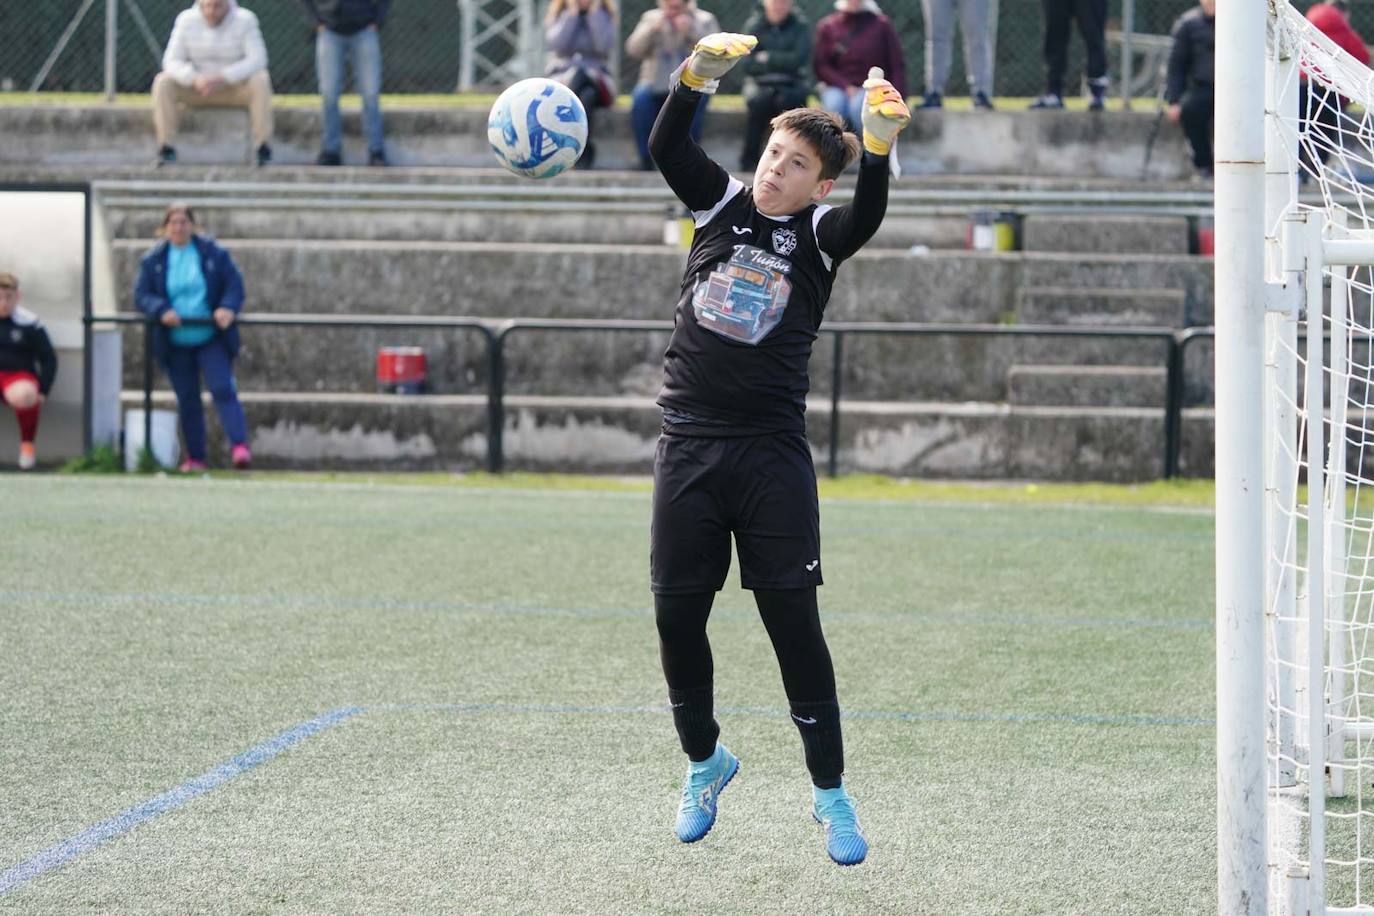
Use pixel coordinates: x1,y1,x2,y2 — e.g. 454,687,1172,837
18,442,35,470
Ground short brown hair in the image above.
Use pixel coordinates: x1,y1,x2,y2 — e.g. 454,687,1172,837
160,202,197,231
768,108,861,180
0,272,17,290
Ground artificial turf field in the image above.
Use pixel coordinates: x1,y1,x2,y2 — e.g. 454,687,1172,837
1,474,1217,914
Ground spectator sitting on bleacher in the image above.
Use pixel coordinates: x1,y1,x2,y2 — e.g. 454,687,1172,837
545,0,619,170
301,0,390,167
153,0,273,167
625,0,720,171
813,0,906,134
1164,0,1214,180
0,273,57,472
134,205,252,472
737,0,813,171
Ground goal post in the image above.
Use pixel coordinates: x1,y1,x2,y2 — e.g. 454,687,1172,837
1215,0,1269,908
1231,3,1374,911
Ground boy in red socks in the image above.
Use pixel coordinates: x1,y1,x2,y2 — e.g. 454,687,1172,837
0,273,58,470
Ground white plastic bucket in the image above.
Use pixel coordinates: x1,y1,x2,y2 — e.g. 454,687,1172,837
124,408,181,471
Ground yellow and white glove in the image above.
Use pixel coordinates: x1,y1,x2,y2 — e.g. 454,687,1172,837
860,67,911,156
680,32,757,93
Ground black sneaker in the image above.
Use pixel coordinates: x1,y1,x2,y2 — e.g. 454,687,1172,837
255,143,272,167
316,150,343,166
156,144,177,166
1088,90,1106,112
916,92,942,110
973,91,994,110
1029,93,1064,110
367,149,388,167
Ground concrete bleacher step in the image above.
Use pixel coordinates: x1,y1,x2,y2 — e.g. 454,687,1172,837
6,103,1197,179
1015,285,1189,326
88,168,1211,252
1006,365,1167,408
1021,213,1193,255
110,240,1215,323
98,195,972,250
108,240,1215,404
117,389,1215,481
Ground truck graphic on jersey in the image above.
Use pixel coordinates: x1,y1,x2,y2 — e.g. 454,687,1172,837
691,244,793,345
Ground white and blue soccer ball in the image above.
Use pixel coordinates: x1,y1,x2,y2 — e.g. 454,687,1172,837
487,78,587,179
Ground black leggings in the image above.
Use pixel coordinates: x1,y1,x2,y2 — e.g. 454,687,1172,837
656,587,845,785
655,587,837,702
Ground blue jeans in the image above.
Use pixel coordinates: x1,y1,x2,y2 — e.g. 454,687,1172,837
818,85,865,133
317,27,384,155
165,337,247,462
631,84,707,169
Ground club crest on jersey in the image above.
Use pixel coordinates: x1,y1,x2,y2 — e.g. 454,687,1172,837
771,228,798,256
9,329,20,343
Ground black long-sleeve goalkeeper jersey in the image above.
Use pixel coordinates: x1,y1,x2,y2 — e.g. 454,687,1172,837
649,81,889,437
0,307,57,395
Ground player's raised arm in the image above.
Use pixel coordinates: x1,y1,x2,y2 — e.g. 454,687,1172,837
816,67,911,263
648,32,757,212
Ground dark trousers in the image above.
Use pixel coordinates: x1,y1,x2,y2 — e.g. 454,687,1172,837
740,83,811,170
165,336,248,462
1300,78,1345,173
632,84,707,170
1040,0,1107,95
557,66,607,168
1179,87,1213,170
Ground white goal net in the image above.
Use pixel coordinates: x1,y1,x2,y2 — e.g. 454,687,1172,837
1266,2,1374,912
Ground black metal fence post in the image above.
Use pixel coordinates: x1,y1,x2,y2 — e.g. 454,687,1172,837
1163,334,1185,479
488,325,507,474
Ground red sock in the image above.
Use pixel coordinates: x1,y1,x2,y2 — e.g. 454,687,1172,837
15,404,39,443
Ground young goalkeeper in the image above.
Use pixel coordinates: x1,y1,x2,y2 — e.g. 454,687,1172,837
648,33,909,866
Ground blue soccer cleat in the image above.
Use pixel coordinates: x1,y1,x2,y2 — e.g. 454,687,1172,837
674,743,739,843
813,783,868,865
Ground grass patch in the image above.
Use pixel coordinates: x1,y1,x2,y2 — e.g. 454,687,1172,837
0,475,1218,912
197,469,1216,509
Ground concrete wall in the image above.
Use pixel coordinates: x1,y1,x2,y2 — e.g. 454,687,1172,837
2,103,1197,179
119,390,1216,482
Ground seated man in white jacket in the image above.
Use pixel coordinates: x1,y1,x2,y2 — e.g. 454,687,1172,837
153,0,273,166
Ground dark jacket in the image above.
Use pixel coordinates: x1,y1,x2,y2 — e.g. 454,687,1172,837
0,308,57,394
739,8,813,95
300,0,389,35
134,235,244,366
812,3,906,96
1165,8,1214,104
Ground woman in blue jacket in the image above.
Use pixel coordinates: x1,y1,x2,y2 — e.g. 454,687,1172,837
134,204,251,471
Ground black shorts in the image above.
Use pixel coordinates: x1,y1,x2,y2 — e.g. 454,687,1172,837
651,430,822,595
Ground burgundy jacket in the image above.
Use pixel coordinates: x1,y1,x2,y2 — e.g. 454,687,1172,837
812,5,906,96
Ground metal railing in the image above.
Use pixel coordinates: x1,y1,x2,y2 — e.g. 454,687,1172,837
88,312,1216,479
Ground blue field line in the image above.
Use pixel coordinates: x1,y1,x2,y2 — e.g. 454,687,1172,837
0,698,1209,896
0,706,364,898
0,588,1211,631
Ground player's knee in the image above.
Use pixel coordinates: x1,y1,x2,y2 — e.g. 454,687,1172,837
6,381,39,409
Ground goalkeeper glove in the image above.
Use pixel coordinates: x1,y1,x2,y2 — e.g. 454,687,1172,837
860,67,911,156
680,32,757,93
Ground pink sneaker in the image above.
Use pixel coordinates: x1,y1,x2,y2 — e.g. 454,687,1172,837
177,459,208,473
231,443,252,469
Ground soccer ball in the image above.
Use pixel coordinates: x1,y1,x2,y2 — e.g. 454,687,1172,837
487,78,587,179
